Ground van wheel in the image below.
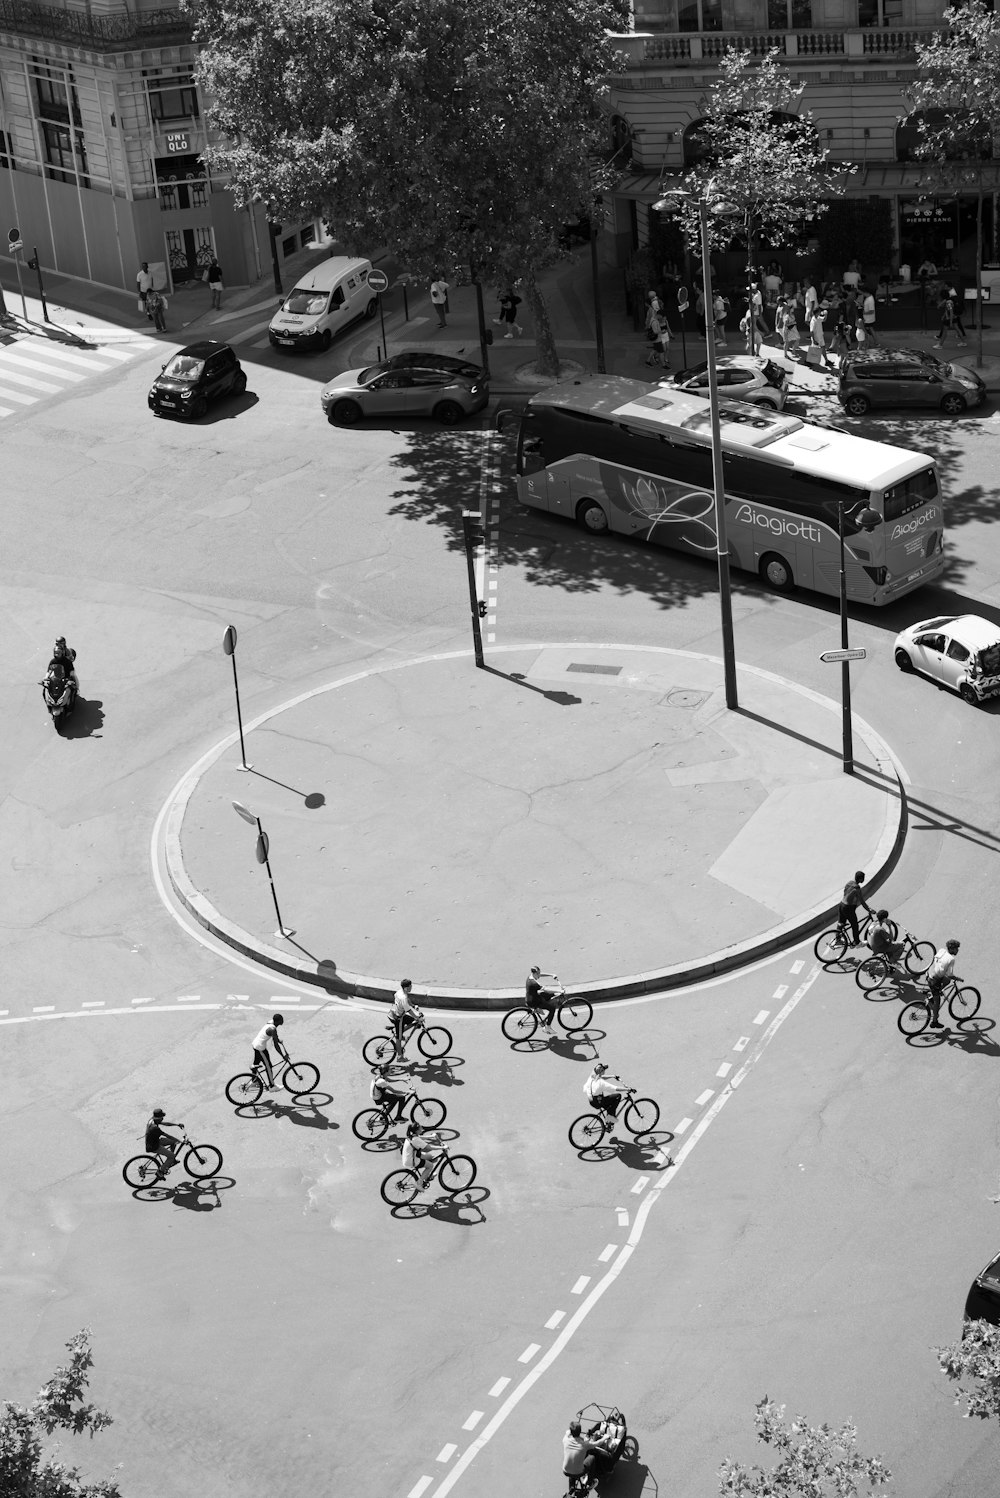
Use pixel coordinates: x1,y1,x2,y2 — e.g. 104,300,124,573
434,400,463,425
331,399,362,425
759,552,793,591
845,392,871,416
576,499,609,534
320,330,332,352
959,681,979,705
941,392,966,416
364,299,377,320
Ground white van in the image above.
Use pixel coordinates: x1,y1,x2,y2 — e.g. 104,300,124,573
268,256,377,352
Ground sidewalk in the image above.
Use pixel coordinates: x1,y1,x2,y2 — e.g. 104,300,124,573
158,646,905,1007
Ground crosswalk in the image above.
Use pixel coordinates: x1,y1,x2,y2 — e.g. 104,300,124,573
0,333,159,418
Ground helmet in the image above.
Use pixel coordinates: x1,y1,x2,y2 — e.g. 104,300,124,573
152,1108,165,1119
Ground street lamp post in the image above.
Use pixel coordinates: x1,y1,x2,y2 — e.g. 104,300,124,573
837,503,882,776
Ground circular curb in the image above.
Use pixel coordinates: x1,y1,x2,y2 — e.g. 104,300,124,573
156,644,907,1010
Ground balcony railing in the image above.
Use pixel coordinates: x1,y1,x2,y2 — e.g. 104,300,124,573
633,22,941,65
0,0,192,51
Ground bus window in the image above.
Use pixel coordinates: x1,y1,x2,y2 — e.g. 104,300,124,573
882,469,938,521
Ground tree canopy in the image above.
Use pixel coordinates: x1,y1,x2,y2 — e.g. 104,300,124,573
938,1318,1000,1423
719,1398,892,1498
0,1330,121,1498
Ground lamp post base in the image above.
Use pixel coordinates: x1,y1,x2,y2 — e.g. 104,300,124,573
275,926,296,940
235,761,254,772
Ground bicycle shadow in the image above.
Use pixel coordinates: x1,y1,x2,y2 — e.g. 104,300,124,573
904,1016,999,1055
389,1185,490,1225
407,1056,466,1087
131,1175,236,1208
509,1031,599,1061
574,1131,674,1170
233,1093,338,1128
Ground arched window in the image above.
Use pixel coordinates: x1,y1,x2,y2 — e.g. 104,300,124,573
897,109,992,163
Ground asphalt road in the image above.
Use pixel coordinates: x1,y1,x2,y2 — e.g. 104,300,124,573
2,297,999,1498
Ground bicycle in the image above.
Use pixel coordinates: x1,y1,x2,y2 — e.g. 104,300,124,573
352,1088,446,1141
501,984,593,1042
898,975,981,1036
569,1088,660,1150
123,1128,223,1188
380,1146,477,1206
362,1013,453,1067
855,929,935,990
225,1053,321,1106
814,910,897,964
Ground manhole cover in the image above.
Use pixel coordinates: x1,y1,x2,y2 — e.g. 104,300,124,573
666,688,709,709
567,663,622,676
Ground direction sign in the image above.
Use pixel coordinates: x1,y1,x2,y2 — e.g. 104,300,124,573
677,285,689,310
367,268,389,293
820,648,867,663
7,229,22,252
232,800,258,825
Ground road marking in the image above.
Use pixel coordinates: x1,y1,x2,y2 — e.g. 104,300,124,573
694,1088,714,1106
772,985,788,1000
408,1480,433,1498
733,1036,750,1052
228,319,273,346
18,342,118,372
544,1310,566,1329
0,351,85,380
570,1276,590,1295
673,1117,692,1135
177,995,200,1003
461,1412,483,1431
0,366,60,391
132,997,154,1004
426,967,821,1498
615,1208,629,1226
33,1005,54,1013
716,1062,732,1079
598,1244,617,1262
790,959,804,973
753,1009,770,1024
0,1010,8,1016
436,1445,457,1463
630,1177,649,1195
517,1344,540,1363
488,1378,509,1397
227,995,250,1003
81,1001,104,1008
0,386,37,403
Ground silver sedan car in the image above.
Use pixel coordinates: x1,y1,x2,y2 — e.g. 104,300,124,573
320,358,489,425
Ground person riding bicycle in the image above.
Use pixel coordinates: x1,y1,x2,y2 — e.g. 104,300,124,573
370,1062,411,1125
924,939,960,1029
584,1062,626,1120
562,1419,600,1488
390,979,422,1052
868,909,902,968
401,1120,443,1187
839,870,872,948
252,1013,288,1089
526,965,560,1035
145,1108,183,1173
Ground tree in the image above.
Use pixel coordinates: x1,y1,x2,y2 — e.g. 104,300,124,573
906,0,1000,367
938,1319,1000,1422
718,1397,892,1498
192,0,624,376
0,1330,121,1498
659,48,850,330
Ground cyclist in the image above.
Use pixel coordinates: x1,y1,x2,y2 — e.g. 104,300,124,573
867,909,902,968
401,1119,443,1189
251,1013,288,1089
370,1062,411,1125
562,1419,600,1489
526,965,560,1035
584,1062,626,1121
145,1108,183,1174
924,939,960,1029
839,870,872,948
390,979,422,1052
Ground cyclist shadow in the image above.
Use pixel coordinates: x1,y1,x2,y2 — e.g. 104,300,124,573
407,1056,465,1087
234,1095,338,1129
132,1176,236,1209
389,1185,490,1225
552,1030,604,1061
905,1016,999,1054
576,1132,674,1170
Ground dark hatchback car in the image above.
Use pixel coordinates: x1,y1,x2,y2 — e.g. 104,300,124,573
838,346,985,417
148,340,247,419
965,1250,1000,1326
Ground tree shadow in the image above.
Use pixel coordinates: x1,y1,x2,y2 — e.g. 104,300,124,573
59,697,104,739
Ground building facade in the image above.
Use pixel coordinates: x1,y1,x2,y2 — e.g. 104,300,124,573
0,0,320,294
606,0,1000,281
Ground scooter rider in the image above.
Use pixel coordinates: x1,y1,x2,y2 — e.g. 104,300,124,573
49,636,78,687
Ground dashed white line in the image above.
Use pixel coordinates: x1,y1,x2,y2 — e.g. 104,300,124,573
694,1088,715,1106
772,985,788,1000
545,1310,566,1330
436,1445,457,1463
673,1117,692,1135
716,1062,732,1079
132,997,155,1005
790,959,804,974
461,1412,483,1432
615,1207,629,1226
407,1478,432,1498
570,1276,590,1295
81,1001,104,1008
177,995,200,1003
0,1010,8,1017
753,1009,770,1025
32,1005,54,1013
598,1244,617,1263
733,1036,750,1052
518,1344,540,1363
227,995,250,1003
488,1378,510,1397
630,1176,649,1195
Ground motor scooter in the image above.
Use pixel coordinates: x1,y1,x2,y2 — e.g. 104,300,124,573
41,669,76,730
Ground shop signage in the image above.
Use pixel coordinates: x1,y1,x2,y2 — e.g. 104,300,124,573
164,132,189,153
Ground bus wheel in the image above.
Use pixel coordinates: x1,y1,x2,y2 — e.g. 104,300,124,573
576,499,609,534
759,552,793,592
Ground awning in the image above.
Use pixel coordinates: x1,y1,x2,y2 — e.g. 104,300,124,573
861,162,1000,191
612,171,665,202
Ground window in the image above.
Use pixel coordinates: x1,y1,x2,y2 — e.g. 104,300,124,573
769,0,812,27
32,62,88,186
0,130,15,171
678,0,722,30
858,0,903,23
916,633,945,652
147,71,199,123
882,469,938,521
40,122,88,187
282,235,297,257
946,639,970,662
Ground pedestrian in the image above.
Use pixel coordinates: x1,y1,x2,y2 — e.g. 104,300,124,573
644,309,671,368
206,258,223,310
947,282,968,345
713,291,728,348
802,276,818,324
763,261,782,308
780,300,801,358
808,305,832,369
145,288,167,332
136,260,152,312
934,289,957,348
860,285,878,345
842,257,862,292
430,273,449,329
831,308,852,361
643,290,663,338
740,302,761,356
496,286,523,339
750,282,768,342
838,870,872,948
853,316,868,350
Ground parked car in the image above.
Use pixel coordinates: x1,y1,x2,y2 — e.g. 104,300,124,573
661,355,788,409
965,1249,1000,1326
384,350,485,381
320,358,489,425
838,347,986,417
148,341,246,419
893,614,1000,704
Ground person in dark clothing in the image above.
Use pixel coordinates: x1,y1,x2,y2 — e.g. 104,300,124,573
839,870,872,947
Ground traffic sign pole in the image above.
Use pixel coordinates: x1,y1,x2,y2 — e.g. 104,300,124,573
368,267,389,360
8,227,26,320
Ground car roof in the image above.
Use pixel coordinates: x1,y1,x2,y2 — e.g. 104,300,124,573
385,351,482,374
678,356,763,377
175,341,232,358
842,347,939,368
914,614,1000,648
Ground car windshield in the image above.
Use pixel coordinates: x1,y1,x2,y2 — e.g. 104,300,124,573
283,291,327,315
358,365,386,385
161,354,204,382
882,467,938,521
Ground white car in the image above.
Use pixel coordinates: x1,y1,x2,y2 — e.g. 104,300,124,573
661,355,788,410
893,614,1000,704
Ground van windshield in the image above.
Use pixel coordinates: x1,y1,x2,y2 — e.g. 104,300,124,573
283,291,327,316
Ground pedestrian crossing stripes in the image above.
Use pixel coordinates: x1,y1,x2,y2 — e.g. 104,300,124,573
0,333,159,418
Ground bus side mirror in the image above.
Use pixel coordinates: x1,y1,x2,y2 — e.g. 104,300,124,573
495,407,515,433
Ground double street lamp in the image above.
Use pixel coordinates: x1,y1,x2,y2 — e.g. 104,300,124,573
652,187,739,710
837,502,882,776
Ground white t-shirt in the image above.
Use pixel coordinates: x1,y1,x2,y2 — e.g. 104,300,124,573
252,1025,273,1051
804,284,818,315
390,988,417,1018
842,269,861,289
585,1072,621,1101
430,280,448,305
928,948,956,984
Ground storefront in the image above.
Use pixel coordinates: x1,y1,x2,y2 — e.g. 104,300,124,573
898,195,996,278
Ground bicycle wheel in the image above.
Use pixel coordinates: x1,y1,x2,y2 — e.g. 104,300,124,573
283,1061,320,1095
352,1108,388,1141
501,1007,537,1042
814,927,848,963
569,1113,606,1150
185,1144,223,1179
411,1096,446,1128
380,1169,419,1206
623,1097,660,1135
559,999,593,1033
418,1025,452,1059
225,1071,263,1106
903,941,934,976
122,1154,161,1188
856,955,890,991
363,1034,397,1066
439,1153,477,1193
898,1000,930,1037
950,985,981,1022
